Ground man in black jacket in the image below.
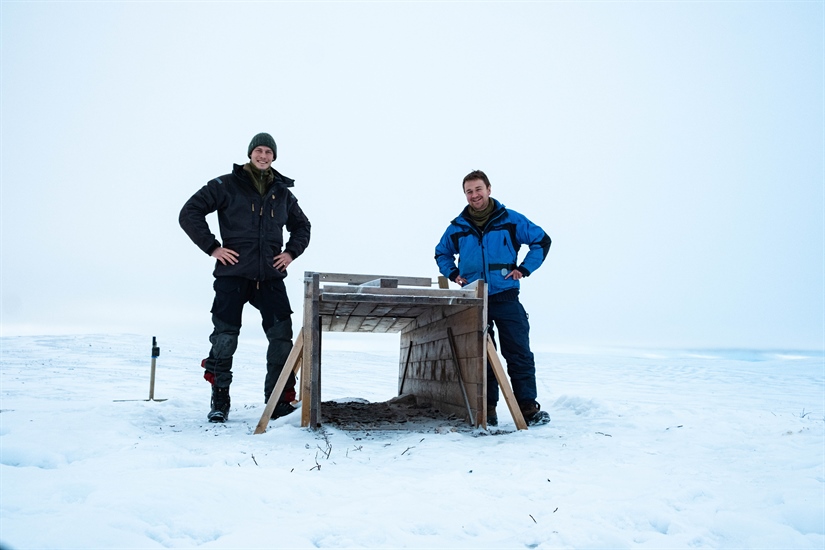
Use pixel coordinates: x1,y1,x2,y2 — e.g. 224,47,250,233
180,133,311,422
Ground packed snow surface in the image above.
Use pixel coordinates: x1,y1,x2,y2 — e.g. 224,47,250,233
1,334,823,549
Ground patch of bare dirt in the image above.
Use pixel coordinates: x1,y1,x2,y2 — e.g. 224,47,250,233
320,394,472,434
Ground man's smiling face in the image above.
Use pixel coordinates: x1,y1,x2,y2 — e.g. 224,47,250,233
463,178,491,211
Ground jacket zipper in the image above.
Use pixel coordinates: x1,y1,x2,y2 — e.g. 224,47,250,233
469,224,488,284
470,207,506,284
258,198,265,282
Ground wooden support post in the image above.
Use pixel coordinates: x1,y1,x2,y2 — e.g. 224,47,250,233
486,335,528,430
302,272,322,429
254,328,304,434
475,280,488,428
437,276,449,289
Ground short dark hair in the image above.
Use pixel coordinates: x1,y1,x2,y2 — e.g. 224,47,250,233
462,170,490,189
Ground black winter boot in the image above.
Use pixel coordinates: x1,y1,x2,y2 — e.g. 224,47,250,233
520,400,550,426
270,401,297,419
487,403,498,427
208,386,231,423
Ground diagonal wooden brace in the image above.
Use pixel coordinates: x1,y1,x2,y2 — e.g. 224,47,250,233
486,334,528,430
254,328,304,434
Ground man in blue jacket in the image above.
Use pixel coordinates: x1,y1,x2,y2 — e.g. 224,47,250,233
180,133,311,423
435,170,551,426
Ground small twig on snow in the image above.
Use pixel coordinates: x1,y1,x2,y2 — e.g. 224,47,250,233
317,443,332,460
316,430,333,460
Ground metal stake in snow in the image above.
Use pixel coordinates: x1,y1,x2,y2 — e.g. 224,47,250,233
148,336,162,401
114,336,167,402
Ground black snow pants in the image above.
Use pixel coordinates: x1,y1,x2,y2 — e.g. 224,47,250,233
204,276,296,403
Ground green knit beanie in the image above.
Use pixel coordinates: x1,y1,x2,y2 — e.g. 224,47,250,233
247,133,277,159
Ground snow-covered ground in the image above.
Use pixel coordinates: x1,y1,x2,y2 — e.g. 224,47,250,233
1,333,823,549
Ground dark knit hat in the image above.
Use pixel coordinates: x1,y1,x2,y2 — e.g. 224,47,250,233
247,133,277,159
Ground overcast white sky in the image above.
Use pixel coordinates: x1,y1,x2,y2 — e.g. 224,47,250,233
1,1,823,351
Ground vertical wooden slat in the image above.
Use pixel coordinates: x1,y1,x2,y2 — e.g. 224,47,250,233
398,341,414,395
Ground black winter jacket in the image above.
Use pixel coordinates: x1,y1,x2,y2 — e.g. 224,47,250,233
179,164,311,281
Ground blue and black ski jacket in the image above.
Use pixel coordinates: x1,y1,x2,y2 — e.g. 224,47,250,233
435,199,551,296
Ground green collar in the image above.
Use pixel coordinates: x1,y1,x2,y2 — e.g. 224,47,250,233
243,163,275,196
466,199,496,228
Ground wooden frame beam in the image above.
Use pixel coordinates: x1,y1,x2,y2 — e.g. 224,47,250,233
316,273,433,287
486,335,528,430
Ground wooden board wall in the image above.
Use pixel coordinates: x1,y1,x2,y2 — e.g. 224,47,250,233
399,305,487,426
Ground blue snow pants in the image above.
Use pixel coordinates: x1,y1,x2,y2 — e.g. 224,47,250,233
486,295,538,407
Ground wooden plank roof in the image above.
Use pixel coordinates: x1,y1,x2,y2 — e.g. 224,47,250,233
310,274,484,334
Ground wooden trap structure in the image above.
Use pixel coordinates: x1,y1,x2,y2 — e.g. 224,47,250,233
255,272,527,434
